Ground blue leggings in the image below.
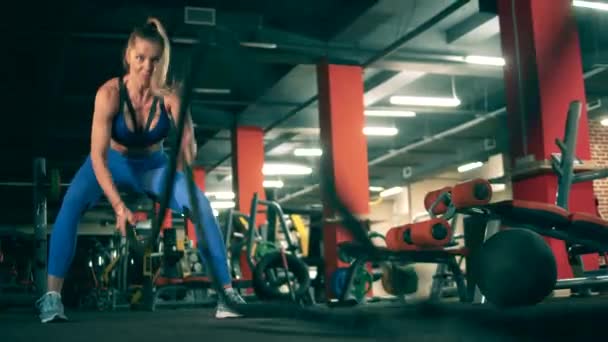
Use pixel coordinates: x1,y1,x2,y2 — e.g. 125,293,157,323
48,148,231,286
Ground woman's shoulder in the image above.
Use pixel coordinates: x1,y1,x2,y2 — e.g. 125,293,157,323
95,77,121,101
99,77,121,93
93,77,121,112
161,89,180,112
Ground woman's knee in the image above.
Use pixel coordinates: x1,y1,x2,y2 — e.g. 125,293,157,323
172,172,213,211
61,178,101,211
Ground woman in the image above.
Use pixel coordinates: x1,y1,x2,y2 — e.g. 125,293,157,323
36,18,245,323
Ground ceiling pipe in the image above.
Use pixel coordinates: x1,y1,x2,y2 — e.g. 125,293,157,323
368,107,505,167
62,30,481,71
65,95,480,115
207,0,472,174
65,30,477,64
67,30,500,77
277,108,503,204
277,65,608,203
260,0,471,135
206,96,318,171
276,184,320,203
270,0,471,126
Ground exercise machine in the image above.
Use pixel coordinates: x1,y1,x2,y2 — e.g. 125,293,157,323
425,100,608,307
224,193,311,303
331,185,472,307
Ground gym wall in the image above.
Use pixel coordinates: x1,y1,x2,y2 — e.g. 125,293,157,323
589,118,608,218
368,199,402,238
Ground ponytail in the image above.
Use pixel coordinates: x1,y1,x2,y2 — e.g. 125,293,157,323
146,17,172,95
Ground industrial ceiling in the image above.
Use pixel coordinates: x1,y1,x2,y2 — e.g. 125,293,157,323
3,0,608,224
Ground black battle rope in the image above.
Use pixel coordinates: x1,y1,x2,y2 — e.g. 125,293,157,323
153,30,385,326
149,9,469,336
177,100,390,329
181,138,465,338
146,32,207,251
146,5,583,340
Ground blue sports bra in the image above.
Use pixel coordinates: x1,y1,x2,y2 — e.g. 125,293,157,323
111,78,174,148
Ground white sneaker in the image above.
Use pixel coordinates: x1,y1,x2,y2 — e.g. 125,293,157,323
36,291,68,323
215,288,246,319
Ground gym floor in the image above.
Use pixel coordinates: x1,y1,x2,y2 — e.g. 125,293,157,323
1,296,606,341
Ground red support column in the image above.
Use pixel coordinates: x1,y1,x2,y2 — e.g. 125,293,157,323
186,166,206,248
133,211,148,223
497,0,598,278
232,126,267,223
164,209,173,229
155,203,173,231
317,61,370,298
231,126,266,283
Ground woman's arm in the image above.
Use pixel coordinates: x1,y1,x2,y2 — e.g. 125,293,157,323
90,82,124,211
166,93,197,169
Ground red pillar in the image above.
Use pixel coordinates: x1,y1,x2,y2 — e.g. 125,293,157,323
133,211,148,223
231,126,267,222
154,203,173,231
497,0,598,278
186,166,206,247
317,61,370,298
231,126,266,283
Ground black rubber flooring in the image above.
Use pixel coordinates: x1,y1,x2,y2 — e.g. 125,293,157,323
1,296,607,341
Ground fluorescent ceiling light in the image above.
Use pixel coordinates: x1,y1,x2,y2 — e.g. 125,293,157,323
210,201,235,209
464,55,505,66
491,183,506,192
294,148,323,157
458,161,483,173
212,209,219,217
364,110,416,117
369,186,385,192
601,118,608,126
206,191,235,200
193,88,231,94
573,1,608,11
263,180,284,188
363,127,399,136
390,96,461,107
263,163,313,175
240,41,277,49
380,186,403,198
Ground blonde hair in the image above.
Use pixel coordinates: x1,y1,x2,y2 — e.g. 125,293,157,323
123,17,173,96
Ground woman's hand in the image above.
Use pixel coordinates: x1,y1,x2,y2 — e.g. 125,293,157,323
113,201,136,236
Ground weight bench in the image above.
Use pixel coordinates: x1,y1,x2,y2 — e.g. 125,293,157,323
333,180,482,305
417,177,608,304
479,199,608,252
422,179,608,304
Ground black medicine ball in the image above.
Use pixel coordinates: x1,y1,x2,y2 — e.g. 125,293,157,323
476,228,557,307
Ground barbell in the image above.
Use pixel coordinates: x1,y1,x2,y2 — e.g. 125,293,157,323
0,168,64,201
